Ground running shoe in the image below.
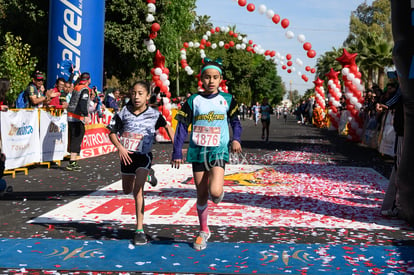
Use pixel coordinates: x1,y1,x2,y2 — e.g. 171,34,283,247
212,192,224,204
133,231,148,245
147,168,158,187
66,162,81,172
193,231,211,251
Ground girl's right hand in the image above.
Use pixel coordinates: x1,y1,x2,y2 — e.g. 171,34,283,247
118,146,133,165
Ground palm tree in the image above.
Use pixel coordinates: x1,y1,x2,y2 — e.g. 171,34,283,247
350,32,393,89
315,47,343,80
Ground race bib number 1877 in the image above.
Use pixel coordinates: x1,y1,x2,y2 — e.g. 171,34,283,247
192,126,221,147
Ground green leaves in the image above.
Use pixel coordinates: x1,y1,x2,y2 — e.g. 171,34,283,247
0,32,37,105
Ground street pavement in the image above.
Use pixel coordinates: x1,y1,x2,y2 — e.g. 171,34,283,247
0,114,413,274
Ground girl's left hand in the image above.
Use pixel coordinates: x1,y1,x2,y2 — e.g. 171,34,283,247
231,140,242,153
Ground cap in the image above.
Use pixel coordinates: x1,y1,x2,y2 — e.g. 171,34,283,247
33,71,45,81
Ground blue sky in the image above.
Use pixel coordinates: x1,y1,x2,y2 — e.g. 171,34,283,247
195,0,373,94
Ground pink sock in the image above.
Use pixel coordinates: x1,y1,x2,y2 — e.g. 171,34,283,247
197,203,209,233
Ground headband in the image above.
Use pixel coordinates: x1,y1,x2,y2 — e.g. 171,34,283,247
201,64,222,75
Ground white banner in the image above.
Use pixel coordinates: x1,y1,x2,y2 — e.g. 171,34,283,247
1,110,40,170
39,110,68,162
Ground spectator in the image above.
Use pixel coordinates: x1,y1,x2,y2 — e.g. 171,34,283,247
48,77,68,109
105,89,121,112
25,71,50,108
0,78,9,111
66,72,92,171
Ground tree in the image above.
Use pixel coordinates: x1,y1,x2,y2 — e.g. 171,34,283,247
0,32,37,104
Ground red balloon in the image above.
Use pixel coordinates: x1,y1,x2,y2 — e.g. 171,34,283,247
147,0,156,3
224,44,230,49
215,27,220,32
246,46,252,52
303,42,312,51
301,75,308,82
248,40,253,45
282,65,287,70
229,41,235,47
264,50,270,56
307,49,316,58
151,68,156,75
287,69,292,74
281,18,290,29
287,61,293,67
183,42,189,48
210,28,215,34
272,14,280,24
163,67,169,74
310,68,316,74
238,0,247,7
331,106,338,113
156,79,163,87
305,66,311,72
270,51,276,57
206,41,211,47
199,44,205,49
247,3,255,12
229,31,234,36
149,32,157,39
286,54,292,60
233,33,238,38
151,23,160,32
200,39,206,45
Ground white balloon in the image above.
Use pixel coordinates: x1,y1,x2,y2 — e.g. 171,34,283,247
188,42,194,47
163,79,170,87
347,73,355,81
180,49,186,54
147,3,156,13
285,31,295,39
295,58,303,67
147,45,156,52
154,68,162,76
266,9,275,19
236,44,241,50
160,73,168,81
297,72,302,77
211,43,217,49
146,14,155,23
291,67,296,72
218,41,224,47
206,31,211,36
258,4,267,14
200,53,206,59
194,42,200,48
297,34,306,43
187,70,193,75
184,66,191,72
350,96,357,105
202,35,208,40
355,102,362,110
241,43,246,49
200,50,205,55
327,80,333,86
242,38,248,44
238,35,243,41
342,67,350,75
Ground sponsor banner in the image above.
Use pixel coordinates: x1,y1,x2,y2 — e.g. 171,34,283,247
29,164,408,230
39,110,68,162
80,109,116,159
47,0,105,90
1,110,40,170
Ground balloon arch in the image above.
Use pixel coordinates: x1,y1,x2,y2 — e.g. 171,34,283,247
143,0,320,140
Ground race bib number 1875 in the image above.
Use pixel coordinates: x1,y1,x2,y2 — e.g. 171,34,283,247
192,126,221,147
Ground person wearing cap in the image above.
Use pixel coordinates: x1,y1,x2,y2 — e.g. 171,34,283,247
66,72,92,171
25,71,50,108
48,77,68,109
